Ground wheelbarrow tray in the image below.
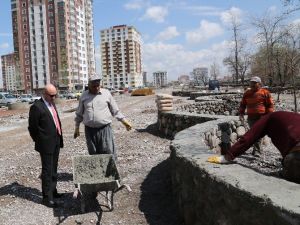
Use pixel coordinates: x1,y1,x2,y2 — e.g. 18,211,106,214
72,154,121,212
73,154,120,187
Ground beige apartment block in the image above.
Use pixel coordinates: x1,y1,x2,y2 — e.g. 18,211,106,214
100,25,143,89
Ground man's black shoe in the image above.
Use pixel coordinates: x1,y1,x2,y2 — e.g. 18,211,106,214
53,192,64,198
42,198,58,208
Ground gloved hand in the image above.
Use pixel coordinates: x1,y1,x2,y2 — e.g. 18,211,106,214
122,119,132,131
74,127,80,139
207,155,231,164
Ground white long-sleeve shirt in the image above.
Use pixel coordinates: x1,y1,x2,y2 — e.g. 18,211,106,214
75,88,125,128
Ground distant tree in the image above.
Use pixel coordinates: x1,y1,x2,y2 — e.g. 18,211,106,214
281,23,300,111
283,0,300,13
251,12,287,85
210,61,220,80
222,9,250,84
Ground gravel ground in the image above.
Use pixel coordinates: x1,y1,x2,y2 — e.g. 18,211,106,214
0,89,294,224
0,90,183,225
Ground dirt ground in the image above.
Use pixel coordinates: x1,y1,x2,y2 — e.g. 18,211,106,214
0,89,295,224
0,90,183,225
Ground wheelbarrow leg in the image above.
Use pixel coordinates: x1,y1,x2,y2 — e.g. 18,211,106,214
74,188,86,213
81,200,86,213
106,191,114,211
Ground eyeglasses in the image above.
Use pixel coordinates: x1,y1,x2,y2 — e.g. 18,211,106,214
47,93,57,98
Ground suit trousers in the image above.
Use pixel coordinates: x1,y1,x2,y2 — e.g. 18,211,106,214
40,138,60,200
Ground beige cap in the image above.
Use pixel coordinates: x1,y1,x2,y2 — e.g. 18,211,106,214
250,76,261,83
89,75,101,82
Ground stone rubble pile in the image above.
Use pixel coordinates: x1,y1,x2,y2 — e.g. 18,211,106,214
176,100,240,116
204,120,247,153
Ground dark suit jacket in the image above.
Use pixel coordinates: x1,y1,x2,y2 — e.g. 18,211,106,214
28,98,63,154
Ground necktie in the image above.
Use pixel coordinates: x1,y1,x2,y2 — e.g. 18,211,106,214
50,104,62,135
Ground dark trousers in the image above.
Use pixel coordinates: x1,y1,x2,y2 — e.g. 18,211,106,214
248,117,263,153
84,124,116,160
40,140,60,200
282,152,300,184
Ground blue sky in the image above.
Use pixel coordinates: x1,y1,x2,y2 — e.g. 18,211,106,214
0,0,299,85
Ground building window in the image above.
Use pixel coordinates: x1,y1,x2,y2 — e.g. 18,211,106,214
22,9,26,15
25,60,30,65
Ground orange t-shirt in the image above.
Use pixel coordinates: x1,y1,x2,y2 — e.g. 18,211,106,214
239,88,274,118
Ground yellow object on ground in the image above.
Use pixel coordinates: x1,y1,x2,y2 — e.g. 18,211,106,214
207,155,230,164
131,88,154,96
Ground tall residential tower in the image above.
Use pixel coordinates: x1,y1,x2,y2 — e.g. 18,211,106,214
100,25,143,89
1,53,21,91
11,0,95,93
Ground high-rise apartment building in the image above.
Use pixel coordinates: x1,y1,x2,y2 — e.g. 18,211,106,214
142,71,147,86
100,25,143,89
153,71,168,87
1,53,21,91
11,0,95,93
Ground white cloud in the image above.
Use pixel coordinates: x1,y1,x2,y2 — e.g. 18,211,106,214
220,7,243,25
185,20,224,44
268,5,278,14
124,0,144,10
0,43,9,49
141,6,168,23
182,5,222,16
292,18,300,25
143,41,230,81
155,26,180,41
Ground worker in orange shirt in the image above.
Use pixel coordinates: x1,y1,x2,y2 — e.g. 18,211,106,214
239,76,274,155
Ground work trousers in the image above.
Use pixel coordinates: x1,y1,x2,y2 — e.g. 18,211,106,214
247,117,263,154
85,124,116,160
282,152,300,184
40,139,60,200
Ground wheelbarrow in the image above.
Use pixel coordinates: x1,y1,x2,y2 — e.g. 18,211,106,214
72,154,130,213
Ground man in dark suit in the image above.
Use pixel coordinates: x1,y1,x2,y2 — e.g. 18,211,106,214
28,84,64,208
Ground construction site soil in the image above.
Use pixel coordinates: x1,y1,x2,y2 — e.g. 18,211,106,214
0,89,294,224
